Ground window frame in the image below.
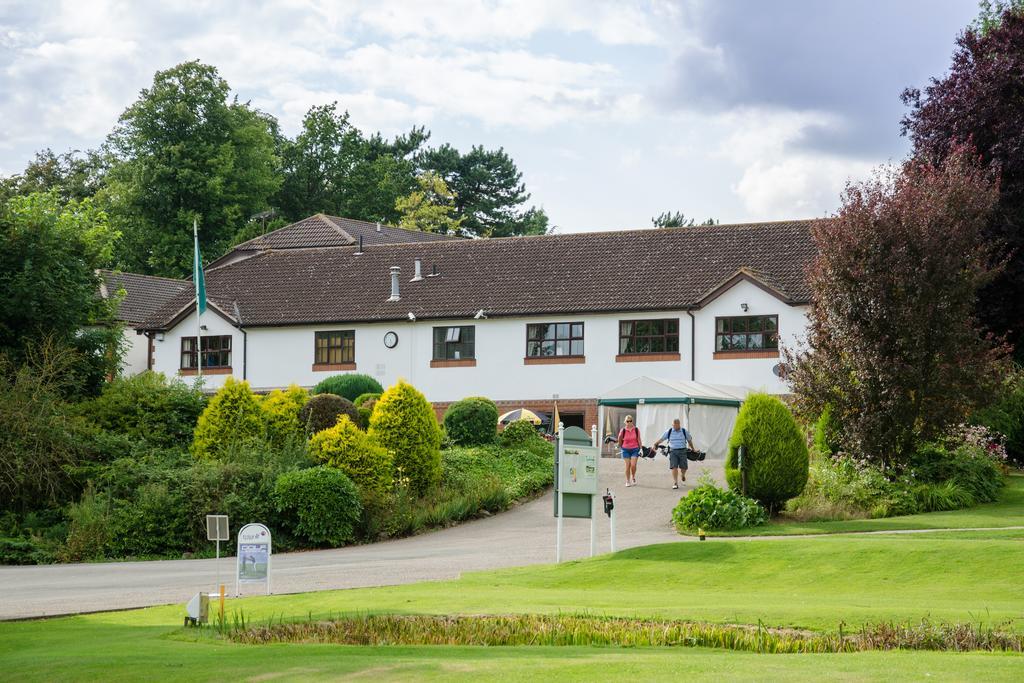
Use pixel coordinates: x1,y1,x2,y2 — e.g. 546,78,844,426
525,322,585,358
714,315,779,353
617,318,680,355
432,325,476,361
180,335,232,369
314,330,355,365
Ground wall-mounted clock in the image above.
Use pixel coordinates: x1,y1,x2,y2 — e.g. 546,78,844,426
383,331,399,349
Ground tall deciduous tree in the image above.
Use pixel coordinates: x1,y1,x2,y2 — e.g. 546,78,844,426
0,192,123,395
274,103,427,225
0,149,108,206
105,61,280,277
901,5,1024,360
395,171,464,234
786,150,1010,466
418,143,548,237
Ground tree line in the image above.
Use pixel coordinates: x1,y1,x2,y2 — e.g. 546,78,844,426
0,61,551,279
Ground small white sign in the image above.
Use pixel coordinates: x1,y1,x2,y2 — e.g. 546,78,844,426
236,523,272,596
206,515,229,541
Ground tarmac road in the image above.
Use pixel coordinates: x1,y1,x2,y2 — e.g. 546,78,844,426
0,454,714,620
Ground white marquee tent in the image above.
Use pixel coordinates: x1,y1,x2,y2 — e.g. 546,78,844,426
598,377,753,460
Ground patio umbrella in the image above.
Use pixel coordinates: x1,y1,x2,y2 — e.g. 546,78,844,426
498,408,549,425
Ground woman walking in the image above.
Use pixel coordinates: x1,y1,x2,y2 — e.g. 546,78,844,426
617,416,642,487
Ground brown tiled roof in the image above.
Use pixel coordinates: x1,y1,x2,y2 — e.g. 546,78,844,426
100,270,189,326
142,220,817,330
230,214,462,252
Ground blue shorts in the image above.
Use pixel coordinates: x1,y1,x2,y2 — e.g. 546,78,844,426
621,447,640,459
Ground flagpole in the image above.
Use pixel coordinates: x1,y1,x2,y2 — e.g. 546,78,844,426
194,219,202,380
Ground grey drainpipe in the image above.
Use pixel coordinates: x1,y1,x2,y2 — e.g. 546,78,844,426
233,301,247,381
686,310,696,381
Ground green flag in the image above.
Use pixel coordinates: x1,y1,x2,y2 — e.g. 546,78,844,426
193,219,207,315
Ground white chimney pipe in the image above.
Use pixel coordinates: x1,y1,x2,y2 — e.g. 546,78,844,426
376,221,381,232
411,259,423,282
388,266,401,301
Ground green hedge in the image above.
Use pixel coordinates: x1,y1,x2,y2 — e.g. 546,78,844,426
725,393,809,511
75,371,205,449
499,419,543,447
274,467,361,547
313,374,384,402
443,397,498,446
672,480,767,532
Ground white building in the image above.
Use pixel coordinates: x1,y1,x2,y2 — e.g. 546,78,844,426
99,270,188,376
137,214,817,431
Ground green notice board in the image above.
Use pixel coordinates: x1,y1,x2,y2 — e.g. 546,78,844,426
553,427,598,519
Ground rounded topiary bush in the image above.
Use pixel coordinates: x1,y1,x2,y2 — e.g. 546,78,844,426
191,377,266,459
274,467,362,547
725,393,809,511
443,397,498,446
260,384,309,448
313,374,384,402
499,419,542,447
299,393,358,436
368,380,442,494
309,415,393,497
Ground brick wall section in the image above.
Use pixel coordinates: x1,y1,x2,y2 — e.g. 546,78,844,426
433,398,599,431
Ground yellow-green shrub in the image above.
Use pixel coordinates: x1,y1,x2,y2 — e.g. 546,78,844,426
191,377,265,459
725,393,809,511
260,384,309,448
368,380,442,494
309,415,393,497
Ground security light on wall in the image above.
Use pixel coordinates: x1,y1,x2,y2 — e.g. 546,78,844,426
474,309,487,319
407,312,416,321
740,302,749,312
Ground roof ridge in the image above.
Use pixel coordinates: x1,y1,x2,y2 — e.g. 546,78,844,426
316,213,356,243
100,269,189,285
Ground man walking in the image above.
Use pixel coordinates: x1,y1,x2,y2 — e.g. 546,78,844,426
652,418,695,490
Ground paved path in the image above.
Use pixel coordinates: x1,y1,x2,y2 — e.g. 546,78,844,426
0,454,712,621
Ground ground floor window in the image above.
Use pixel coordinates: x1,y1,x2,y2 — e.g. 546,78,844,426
715,315,778,352
315,330,355,364
181,335,231,369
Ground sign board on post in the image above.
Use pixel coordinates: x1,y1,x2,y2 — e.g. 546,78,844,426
236,523,271,596
554,424,601,562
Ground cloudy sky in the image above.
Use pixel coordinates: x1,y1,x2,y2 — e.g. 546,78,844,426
1,0,979,231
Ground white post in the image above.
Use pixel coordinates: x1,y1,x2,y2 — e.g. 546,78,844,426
589,424,598,558
555,422,564,563
215,539,220,592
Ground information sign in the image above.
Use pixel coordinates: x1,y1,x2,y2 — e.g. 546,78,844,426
560,444,599,495
236,523,272,596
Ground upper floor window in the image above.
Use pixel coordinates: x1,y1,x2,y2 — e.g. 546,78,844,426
315,330,355,364
433,325,475,360
715,315,778,352
181,335,231,369
526,322,584,357
619,319,679,354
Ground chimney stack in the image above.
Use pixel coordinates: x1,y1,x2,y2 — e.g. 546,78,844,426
411,259,423,282
376,221,381,232
388,266,401,301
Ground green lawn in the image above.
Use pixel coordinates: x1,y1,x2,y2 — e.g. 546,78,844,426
1,530,1021,680
705,473,1024,537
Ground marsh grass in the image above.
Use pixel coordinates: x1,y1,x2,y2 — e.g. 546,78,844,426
225,613,1024,654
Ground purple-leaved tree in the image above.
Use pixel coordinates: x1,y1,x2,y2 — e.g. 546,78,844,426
786,149,1011,466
